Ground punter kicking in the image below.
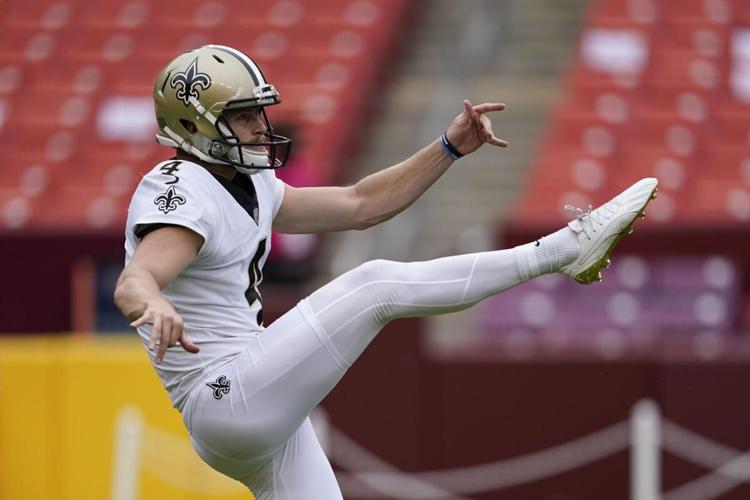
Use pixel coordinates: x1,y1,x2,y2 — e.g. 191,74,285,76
114,45,657,499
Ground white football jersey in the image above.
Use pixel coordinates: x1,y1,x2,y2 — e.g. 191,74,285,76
124,159,286,409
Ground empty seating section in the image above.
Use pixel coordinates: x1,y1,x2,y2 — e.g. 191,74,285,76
0,0,410,231
478,255,742,351
515,0,750,227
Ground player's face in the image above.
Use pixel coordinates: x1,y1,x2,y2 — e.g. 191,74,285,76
225,107,267,151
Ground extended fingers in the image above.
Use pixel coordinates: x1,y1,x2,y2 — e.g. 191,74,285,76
479,116,509,147
148,315,161,351
130,312,150,329
179,332,200,354
473,102,506,114
155,316,172,364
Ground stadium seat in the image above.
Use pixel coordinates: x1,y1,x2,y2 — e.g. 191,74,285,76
0,188,36,230
1,125,81,165
661,0,735,24
62,27,140,65
585,0,661,25
478,256,741,338
627,115,704,157
636,86,714,123
31,63,108,96
0,161,55,198
16,89,95,130
558,85,635,124
151,0,232,29
545,112,624,159
139,26,219,61
618,148,695,192
0,26,60,65
2,0,79,30
705,145,750,181
644,49,726,89
659,20,731,58
34,186,129,230
76,0,153,31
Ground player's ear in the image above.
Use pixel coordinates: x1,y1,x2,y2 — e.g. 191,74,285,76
180,119,198,134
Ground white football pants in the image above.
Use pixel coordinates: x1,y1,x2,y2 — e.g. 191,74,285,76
182,248,530,499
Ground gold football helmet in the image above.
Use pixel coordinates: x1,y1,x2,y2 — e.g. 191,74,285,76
153,44,291,175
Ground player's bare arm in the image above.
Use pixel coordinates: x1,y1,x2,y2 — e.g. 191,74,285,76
114,225,202,363
272,100,508,234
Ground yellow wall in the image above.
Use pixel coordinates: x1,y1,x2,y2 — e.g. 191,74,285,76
0,336,251,500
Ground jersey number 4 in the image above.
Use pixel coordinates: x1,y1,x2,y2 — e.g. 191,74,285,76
245,238,266,326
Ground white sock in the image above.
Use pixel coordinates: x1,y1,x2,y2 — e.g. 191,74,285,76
514,226,579,280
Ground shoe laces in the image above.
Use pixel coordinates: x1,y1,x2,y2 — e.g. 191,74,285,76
565,202,617,240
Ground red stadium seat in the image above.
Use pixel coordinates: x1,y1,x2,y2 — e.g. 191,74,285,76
31,63,108,96
644,49,726,89
661,0,735,24
0,188,37,230
0,26,61,65
545,112,625,159
139,26,220,61
585,0,661,25
1,124,81,165
151,0,233,29
704,144,750,181
0,161,55,198
2,0,79,30
15,89,95,130
714,114,750,146
558,86,635,124
0,63,28,100
628,115,705,158
636,86,715,123
76,0,154,31
618,147,696,192
688,180,750,223
33,186,130,230
658,20,731,58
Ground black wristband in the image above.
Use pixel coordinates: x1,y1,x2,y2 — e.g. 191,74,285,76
440,133,463,160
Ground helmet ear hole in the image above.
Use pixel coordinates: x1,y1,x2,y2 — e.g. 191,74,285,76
180,119,198,134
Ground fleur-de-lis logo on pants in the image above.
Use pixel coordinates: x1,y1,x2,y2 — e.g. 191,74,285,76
170,58,211,106
207,375,231,400
153,186,186,214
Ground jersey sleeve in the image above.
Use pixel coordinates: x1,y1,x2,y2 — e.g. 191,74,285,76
128,162,219,256
271,175,286,219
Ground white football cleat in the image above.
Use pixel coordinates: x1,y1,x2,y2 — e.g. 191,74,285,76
561,177,658,284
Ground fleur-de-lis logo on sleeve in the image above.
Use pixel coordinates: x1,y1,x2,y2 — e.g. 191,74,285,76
169,58,211,106
154,186,186,214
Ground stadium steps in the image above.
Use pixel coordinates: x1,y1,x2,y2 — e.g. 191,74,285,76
325,0,587,278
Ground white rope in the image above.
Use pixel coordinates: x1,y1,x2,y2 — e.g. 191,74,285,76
661,421,750,500
331,427,472,499
111,400,750,500
331,420,630,497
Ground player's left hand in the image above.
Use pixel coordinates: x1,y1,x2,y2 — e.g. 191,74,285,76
445,99,508,156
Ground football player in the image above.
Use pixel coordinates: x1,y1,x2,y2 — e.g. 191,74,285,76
114,45,658,499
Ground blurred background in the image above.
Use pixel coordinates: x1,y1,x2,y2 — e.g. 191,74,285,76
1,0,750,498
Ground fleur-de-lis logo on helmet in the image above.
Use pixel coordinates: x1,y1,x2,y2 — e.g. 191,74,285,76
153,186,186,214
169,58,211,106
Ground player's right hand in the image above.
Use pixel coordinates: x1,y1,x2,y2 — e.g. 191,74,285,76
129,297,200,364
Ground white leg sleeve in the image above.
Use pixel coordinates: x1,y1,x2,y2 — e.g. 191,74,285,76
306,248,526,365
